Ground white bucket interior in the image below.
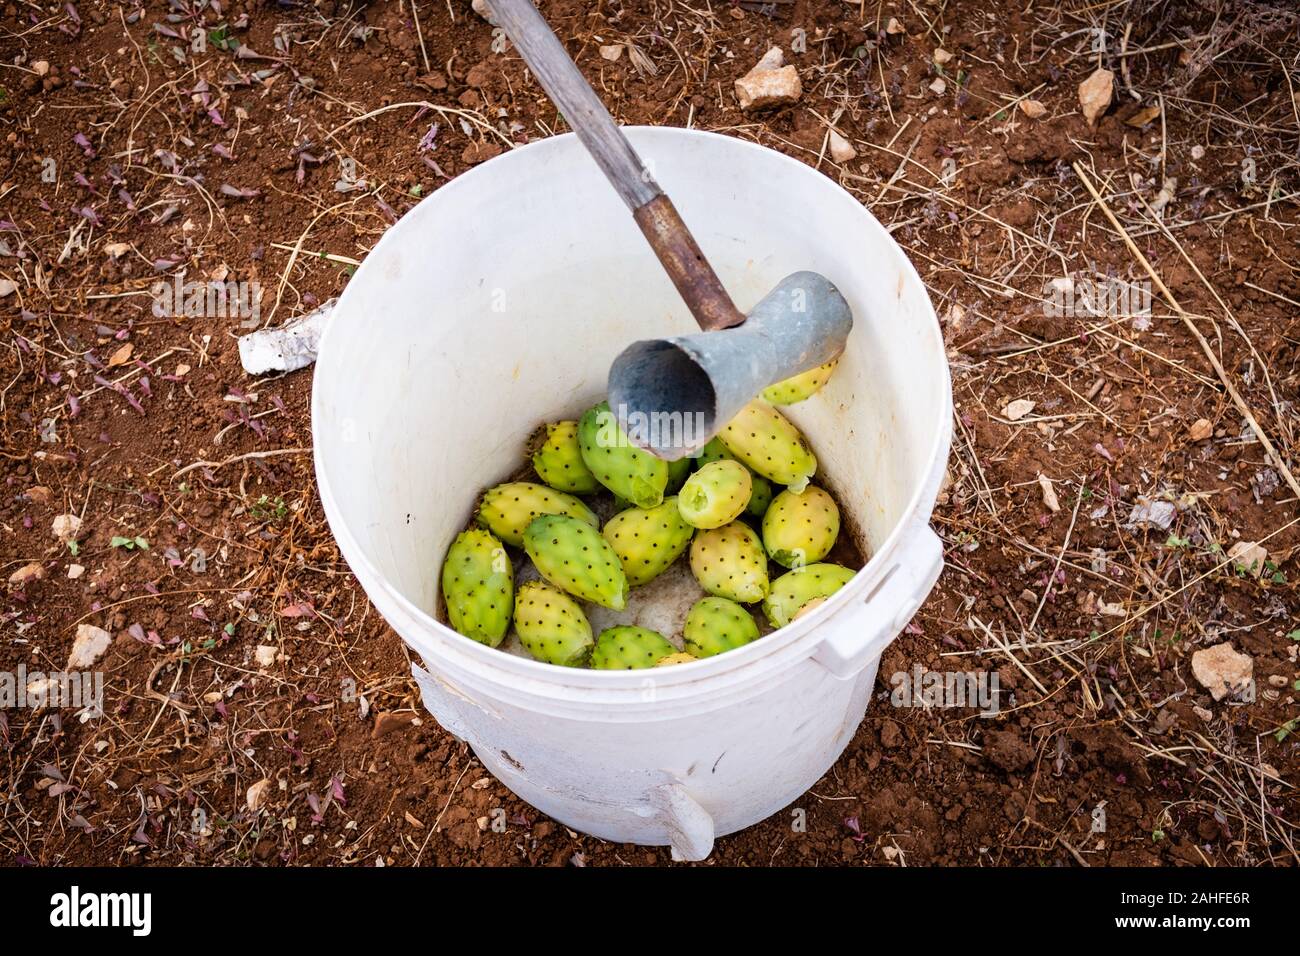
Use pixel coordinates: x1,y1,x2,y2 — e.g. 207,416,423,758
313,128,947,666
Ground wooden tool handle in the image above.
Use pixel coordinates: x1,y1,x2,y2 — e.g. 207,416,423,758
487,0,745,331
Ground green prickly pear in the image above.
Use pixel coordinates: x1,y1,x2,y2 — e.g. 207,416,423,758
440,529,513,647
678,460,752,529
531,421,600,494
764,563,856,628
512,581,593,667
762,485,840,568
689,520,769,603
523,514,629,610
683,596,760,658
761,359,839,405
746,473,774,518
718,400,817,492
477,481,597,548
696,437,774,517
602,497,693,586
577,402,669,509
591,626,676,669
696,436,731,468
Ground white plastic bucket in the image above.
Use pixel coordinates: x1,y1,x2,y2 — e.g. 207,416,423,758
312,127,951,860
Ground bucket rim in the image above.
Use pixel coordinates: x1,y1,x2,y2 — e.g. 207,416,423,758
311,125,952,690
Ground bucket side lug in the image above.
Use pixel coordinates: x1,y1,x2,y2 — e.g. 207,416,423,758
652,783,715,861
810,521,944,680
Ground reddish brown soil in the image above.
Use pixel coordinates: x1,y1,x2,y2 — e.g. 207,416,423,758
1,0,1298,866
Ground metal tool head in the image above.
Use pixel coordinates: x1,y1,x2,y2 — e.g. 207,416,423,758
608,271,853,460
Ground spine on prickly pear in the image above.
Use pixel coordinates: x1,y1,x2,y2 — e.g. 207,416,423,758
577,402,669,509
689,520,769,603
761,358,840,405
677,459,752,529
602,497,694,586
513,581,594,666
440,529,514,647
591,626,677,669
718,399,817,492
683,596,760,658
764,563,856,627
762,484,840,568
476,481,598,547
523,514,630,610
531,421,600,494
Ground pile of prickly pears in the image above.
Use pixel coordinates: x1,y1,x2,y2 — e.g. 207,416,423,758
439,359,859,669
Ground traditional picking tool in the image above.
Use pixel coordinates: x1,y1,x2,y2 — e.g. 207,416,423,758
489,0,853,459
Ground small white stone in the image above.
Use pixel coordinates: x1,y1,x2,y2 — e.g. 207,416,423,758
735,49,801,111
52,513,82,543
1191,642,1253,702
67,564,85,579
828,129,857,163
254,645,277,668
69,624,112,669
1001,398,1035,421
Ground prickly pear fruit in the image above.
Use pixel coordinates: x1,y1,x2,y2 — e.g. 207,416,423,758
678,460,752,529
718,400,817,492
689,520,769,603
512,581,593,666
666,456,693,494
591,626,676,669
696,438,774,517
531,421,600,494
762,359,839,405
578,402,668,509
656,652,696,666
762,485,840,568
440,529,513,647
746,473,774,518
523,514,629,610
477,482,597,547
764,563,856,628
683,596,760,658
696,436,731,468
602,497,693,586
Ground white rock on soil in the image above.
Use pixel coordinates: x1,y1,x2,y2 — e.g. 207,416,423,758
1188,418,1213,441
735,48,801,111
1038,474,1061,512
52,513,82,543
1078,68,1114,125
68,564,85,579
69,624,112,669
1001,398,1035,421
8,562,45,588
828,129,857,162
1226,540,1268,578
1018,99,1048,119
599,44,624,61
254,645,278,668
1191,642,1253,702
